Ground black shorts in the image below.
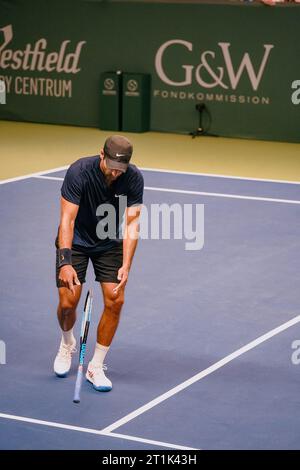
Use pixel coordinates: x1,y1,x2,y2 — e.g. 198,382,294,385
56,243,123,287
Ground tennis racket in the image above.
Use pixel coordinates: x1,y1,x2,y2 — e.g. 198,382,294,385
73,289,93,403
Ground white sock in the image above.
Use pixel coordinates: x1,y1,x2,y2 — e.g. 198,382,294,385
62,329,75,346
90,343,110,366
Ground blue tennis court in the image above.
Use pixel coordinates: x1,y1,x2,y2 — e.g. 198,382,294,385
0,168,300,450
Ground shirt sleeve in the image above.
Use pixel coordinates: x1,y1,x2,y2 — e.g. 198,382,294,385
61,161,83,205
127,171,144,207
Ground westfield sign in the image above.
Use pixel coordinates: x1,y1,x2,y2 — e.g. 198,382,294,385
155,39,274,91
0,25,86,74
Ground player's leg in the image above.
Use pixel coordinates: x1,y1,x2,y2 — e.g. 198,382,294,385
54,285,82,377
97,282,125,346
57,285,82,334
86,282,125,391
86,244,124,391
54,249,88,377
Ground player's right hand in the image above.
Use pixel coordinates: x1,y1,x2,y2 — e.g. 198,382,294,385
59,265,81,295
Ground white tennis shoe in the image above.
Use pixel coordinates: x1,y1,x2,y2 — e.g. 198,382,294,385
54,339,77,377
86,362,112,392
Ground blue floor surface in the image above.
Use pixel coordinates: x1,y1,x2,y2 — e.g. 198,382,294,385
0,170,299,449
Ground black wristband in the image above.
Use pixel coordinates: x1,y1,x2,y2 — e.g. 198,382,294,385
57,248,72,268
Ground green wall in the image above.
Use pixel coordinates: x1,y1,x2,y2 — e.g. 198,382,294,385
0,0,299,142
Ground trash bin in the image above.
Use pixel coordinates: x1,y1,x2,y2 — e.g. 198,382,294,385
99,71,122,131
122,73,150,132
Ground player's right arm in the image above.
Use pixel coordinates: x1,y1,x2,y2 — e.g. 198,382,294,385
57,196,80,294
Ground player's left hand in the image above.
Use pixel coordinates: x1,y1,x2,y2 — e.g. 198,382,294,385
113,266,129,294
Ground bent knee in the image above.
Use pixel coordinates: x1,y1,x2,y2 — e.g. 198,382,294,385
59,301,77,313
105,295,124,312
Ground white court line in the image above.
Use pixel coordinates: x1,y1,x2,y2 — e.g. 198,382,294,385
101,314,300,433
141,167,300,185
32,175,300,205
0,413,196,450
32,175,65,181
1,164,299,185
0,165,68,185
145,186,300,205
108,432,198,450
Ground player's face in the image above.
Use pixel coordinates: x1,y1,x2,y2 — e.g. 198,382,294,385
105,162,122,180
100,153,123,181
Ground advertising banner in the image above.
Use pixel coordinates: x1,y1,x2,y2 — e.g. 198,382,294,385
0,0,299,142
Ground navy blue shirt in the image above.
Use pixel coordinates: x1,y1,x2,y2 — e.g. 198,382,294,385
60,156,144,253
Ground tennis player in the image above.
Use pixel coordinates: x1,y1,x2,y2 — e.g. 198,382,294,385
53,135,144,392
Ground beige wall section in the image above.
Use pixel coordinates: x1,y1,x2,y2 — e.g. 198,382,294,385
1,120,300,181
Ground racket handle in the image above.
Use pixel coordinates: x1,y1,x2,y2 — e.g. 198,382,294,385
73,366,83,403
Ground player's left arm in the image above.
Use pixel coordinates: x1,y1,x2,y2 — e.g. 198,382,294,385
113,205,142,294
